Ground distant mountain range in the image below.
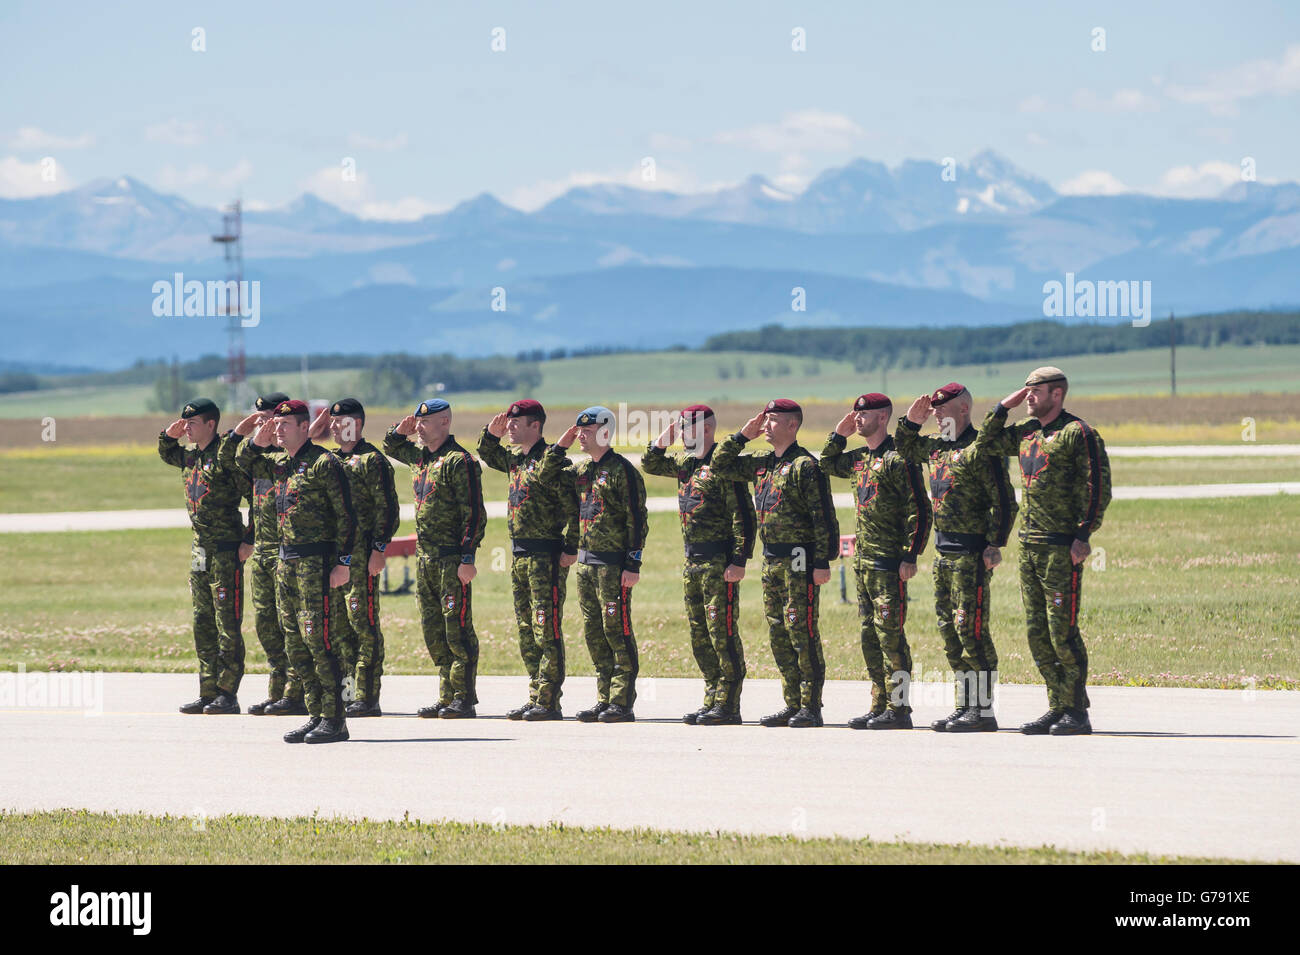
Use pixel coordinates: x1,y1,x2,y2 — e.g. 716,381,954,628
2,150,1298,368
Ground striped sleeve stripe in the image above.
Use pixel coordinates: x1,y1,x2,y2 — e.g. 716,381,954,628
903,461,930,555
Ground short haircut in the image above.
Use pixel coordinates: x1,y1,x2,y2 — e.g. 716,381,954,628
283,410,309,425
519,410,545,427
198,410,220,427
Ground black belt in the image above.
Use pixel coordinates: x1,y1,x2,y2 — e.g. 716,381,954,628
578,548,624,567
861,555,902,572
211,541,242,554
421,544,466,558
762,542,812,559
512,537,564,556
684,540,731,559
278,541,336,560
935,530,988,555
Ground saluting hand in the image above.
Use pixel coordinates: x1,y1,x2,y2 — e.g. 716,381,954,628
739,412,766,440
834,411,857,437
654,415,677,448
906,395,932,425
487,412,508,438
556,425,579,449
308,407,331,440
1000,386,1030,409
252,418,277,446
395,414,417,436
165,419,187,439
234,411,263,436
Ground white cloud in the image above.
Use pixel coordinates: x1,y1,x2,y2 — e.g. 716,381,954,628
712,109,865,154
298,164,447,221
145,119,205,146
1071,88,1160,112
1162,43,1300,116
1153,160,1243,198
1058,170,1129,196
0,156,73,197
217,160,253,189
9,126,94,150
347,131,409,151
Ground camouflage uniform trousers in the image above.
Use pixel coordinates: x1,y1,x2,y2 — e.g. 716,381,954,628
417,552,479,706
855,558,913,714
682,556,746,712
576,563,638,709
511,553,568,709
250,545,299,702
275,554,346,719
761,556,825,710
933,552,999,711
332,548,384,705
1019,543,1090,712
189,539,245,698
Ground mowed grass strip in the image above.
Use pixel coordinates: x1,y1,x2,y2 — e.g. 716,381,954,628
0,809,1237,864
1,442,1295,513
2,497,1296,688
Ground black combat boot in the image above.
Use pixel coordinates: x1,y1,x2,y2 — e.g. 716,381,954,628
696,705,742,726
284,717,321,743
1049,709,1092,736
179,697,213,714
598,703,635,723
247,698,277,715
417,701,448,718
788,706,824,728
759,705,799,727
506,702,535,720
203,692,240,714
265,696,308,716
866,708,912,730
1020,709,1064,735
439,700,476,719
345,700,382,717
522,705,563,721
848,706,887,730
305,717,350,743
947,708,998,732
931,706,967,732
576,702,609,723
682,705,711,725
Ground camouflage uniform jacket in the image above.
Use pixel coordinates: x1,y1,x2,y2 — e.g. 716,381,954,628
335,438,401,554
382,430,486,562
820,432,930,564
477,430,579,555
642,441,756,566
159,429,250,546
540,445,648,571
237,438,357,563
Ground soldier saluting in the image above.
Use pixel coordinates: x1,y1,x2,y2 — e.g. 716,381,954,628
975,367,1111,736
238,400,357,744
478,399,580,721
545,406,648,723
895,383,1017,732
644,404,756,725
712,399,839,729
383,399,487,720
821,394,931,730
159,397,250,716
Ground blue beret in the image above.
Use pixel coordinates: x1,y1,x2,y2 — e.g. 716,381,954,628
575,406,614,428
415,398,451,416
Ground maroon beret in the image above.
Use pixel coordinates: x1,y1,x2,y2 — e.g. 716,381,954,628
765,398,802,414
854,393,891,411
273,399,309,417
930,382,965,406
679,404,714,422
507,399,544,418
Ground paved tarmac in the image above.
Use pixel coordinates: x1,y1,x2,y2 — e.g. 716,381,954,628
2,673,1295,861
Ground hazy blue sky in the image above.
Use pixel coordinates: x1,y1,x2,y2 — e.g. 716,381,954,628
2,1,1297,215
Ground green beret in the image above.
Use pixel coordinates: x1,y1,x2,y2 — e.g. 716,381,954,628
181,397,219,419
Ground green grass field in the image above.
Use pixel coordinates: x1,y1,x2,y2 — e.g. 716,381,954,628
1,442,1295,514
3,498,1296,689
0,809,1235,864
4,343,1298,421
